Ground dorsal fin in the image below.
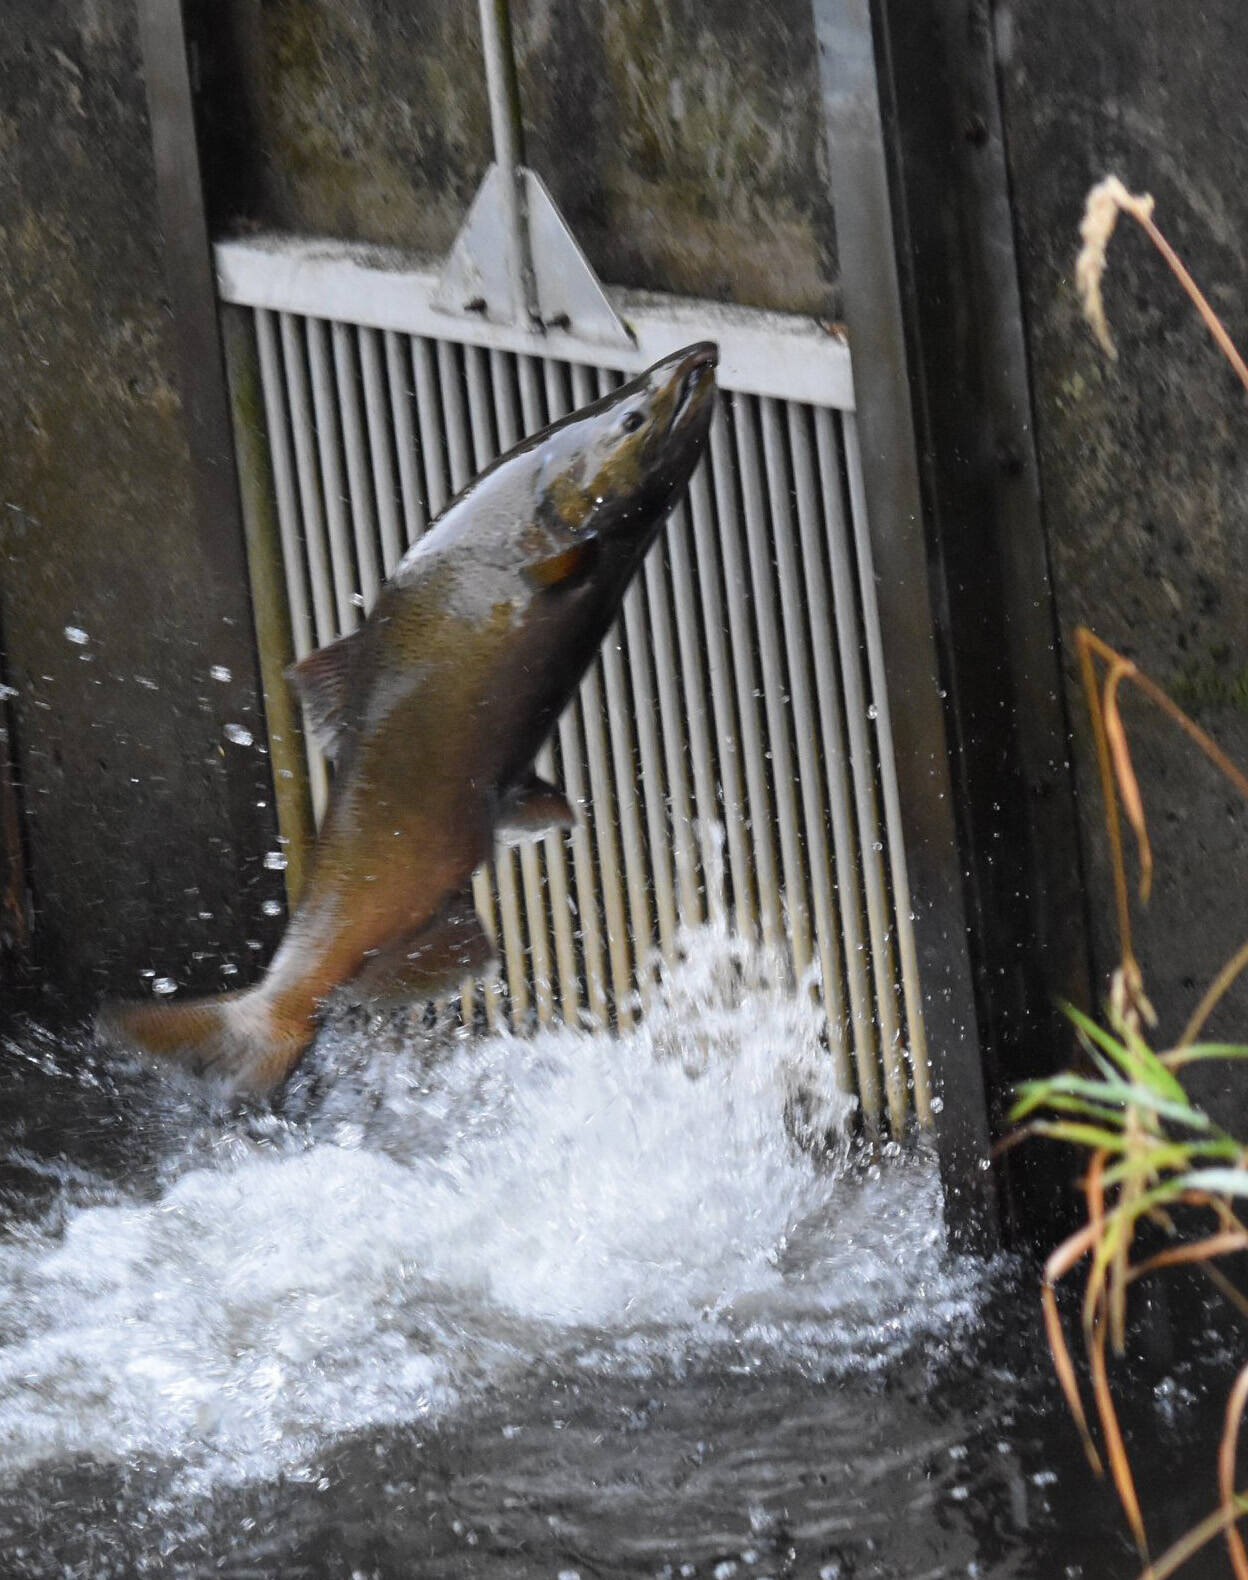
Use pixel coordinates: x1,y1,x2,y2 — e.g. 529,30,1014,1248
286,631,361,763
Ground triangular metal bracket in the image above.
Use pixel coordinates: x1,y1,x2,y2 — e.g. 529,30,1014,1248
433,164,634,352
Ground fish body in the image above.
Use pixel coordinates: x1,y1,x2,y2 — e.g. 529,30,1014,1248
99,343,719,1090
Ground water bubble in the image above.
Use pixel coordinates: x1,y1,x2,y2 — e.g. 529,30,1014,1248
63,625,89,645
261,899,283,917
263,851,289,871
224,723,254,747
151,976,177,997
209,665,232,683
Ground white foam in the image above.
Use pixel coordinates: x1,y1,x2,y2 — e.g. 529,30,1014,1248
0,929,983,1491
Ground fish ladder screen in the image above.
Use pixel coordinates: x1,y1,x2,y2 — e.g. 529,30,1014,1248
236,304,929,1134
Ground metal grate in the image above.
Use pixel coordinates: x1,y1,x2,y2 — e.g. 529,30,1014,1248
217,239,930,1133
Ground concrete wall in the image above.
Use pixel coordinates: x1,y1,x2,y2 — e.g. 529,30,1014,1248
997,2,1248,1069
196,0,838,317
0,0,284,1014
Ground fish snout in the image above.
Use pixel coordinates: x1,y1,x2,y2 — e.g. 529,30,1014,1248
654,341,719,436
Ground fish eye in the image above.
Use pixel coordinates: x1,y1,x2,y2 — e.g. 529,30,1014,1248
621,410,644,434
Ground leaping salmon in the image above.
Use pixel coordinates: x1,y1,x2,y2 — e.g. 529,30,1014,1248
98,343,719,1092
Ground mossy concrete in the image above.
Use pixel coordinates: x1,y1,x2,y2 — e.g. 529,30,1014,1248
0,0,285,1014
997,0,1248,1089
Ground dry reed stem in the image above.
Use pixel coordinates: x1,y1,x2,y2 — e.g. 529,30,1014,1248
1143,1497,1248,1580
1103,661,1153,903
1130,1231,1248,1280
1044,1222,1103,1473
1179,936,1248,1048
1077,628,1135,969
1077,174,1248,395
1220,1365,1248,1580
1091,1307,1149,1558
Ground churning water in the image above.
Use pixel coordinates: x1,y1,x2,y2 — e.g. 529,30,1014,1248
0,930,1238,1577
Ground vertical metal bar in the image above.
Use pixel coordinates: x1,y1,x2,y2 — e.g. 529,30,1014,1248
814,406,902,1131
306,317,361,633
254,310,330,824
136,0,288,957
385,330,428,548
645,518,702,930
624,568,678,961
813,0,995,1241
358,327,405,576
477,0,538,323
788,402,880,1106
278,316,336,646
711,405,780,951
844,414,932,1119
570,362,633,1024
542,359,608,1026
488,349,556,1025
411,338,450,517
593,366,654,1008
221,306,316,909
686,453,754,935
513,353,582,1023
448,340,529,1024
767,402,854,1097
741,398,813,982
331,322,383,611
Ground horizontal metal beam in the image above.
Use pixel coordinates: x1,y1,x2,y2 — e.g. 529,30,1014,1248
214,236,855,410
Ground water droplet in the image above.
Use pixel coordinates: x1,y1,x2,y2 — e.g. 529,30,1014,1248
151,976,177,997
261,899,282,917
221,962,239,976
209,664,232,683
866,702,878,720
247,938,264,951
930,1095,945,1114
0,685,16,700
351,592,366,608
223,723,253,747
63,626,89,645
264,851,288,871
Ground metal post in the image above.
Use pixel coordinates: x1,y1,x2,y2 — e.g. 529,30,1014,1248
136,0,287,965
478,0,538,325
813,0,999,1248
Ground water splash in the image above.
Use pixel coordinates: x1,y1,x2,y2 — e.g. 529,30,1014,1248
0,928,983,1495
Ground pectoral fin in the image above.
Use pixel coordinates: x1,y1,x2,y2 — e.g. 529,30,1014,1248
495,771,576,846
287,631,361,763
345,895,496,1008
525,536,600,589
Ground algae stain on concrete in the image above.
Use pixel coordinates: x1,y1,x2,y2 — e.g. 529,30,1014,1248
233,0,490,255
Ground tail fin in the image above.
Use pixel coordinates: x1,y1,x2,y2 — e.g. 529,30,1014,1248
96,989,312,1094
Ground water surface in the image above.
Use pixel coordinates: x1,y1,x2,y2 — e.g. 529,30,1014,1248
0,933,1239,1577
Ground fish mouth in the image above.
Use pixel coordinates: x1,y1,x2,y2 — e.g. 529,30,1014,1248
664,342,719,435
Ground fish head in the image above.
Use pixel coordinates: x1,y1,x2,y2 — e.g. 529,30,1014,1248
524,342,718,588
